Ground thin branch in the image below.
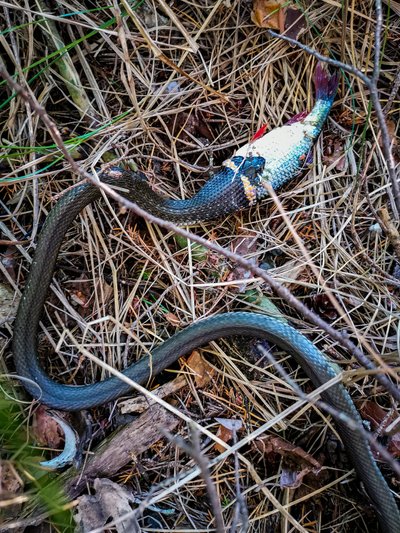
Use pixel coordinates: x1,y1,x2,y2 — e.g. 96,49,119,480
267,30,371,86
1,62,399,402
165,425,225,533
372,0,383,86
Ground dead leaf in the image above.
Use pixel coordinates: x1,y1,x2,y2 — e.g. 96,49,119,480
359,400,392,431
74,478,141,533
214,418,243,452
186,351,215,388
253,435,322,488
32,406,64,448
214,425,234,453
284,7,306,40
251,0,285,30
164,312,181,327
251,1,306,40
311,293,338,321
166,110,214,144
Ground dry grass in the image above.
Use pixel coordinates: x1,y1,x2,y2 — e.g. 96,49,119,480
1,0,400,531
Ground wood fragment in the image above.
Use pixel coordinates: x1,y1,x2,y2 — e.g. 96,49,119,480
64,406,179,498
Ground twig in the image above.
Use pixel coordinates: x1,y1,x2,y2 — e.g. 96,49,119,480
266,30,370,86
165,425,225,533
1,62,399,402
229,426,248,533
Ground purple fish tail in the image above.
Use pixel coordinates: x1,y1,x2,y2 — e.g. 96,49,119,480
314,62,339,102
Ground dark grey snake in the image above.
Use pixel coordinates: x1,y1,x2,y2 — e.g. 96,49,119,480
12,64,400,531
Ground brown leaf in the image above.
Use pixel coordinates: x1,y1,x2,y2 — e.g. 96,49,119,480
251,0,285,31
32,406,64,448
214,424,234,453
164,312,181,327
359,400,392,431
214,419,242,453
186,351,215,388
166,110,214,144
388,432,400,458
253,435,322,488
311,293,338,321
284,7,306,40
251,1,306,39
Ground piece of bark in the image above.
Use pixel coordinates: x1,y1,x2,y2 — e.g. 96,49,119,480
64,405,179,498
119,375,187,414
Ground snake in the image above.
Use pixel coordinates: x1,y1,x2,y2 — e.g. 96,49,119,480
12,64,400,531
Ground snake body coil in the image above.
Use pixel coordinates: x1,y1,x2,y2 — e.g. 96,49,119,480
12,64,400,531
12,170,400,532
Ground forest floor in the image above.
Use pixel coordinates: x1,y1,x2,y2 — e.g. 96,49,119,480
1,1,400,532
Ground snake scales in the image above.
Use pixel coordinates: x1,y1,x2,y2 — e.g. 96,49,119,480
12,65,400,531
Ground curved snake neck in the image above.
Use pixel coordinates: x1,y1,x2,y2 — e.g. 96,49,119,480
12,165,400,531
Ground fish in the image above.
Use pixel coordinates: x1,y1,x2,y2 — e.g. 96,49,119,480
223,62,339,206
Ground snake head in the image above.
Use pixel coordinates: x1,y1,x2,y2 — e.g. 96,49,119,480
239,156,266,180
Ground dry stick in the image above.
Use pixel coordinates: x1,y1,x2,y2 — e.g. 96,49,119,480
268,0,400,215
1,65,399,404
165,425,225,533
229,427,249,533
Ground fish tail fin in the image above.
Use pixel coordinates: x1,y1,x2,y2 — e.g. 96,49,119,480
314,62,339,102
